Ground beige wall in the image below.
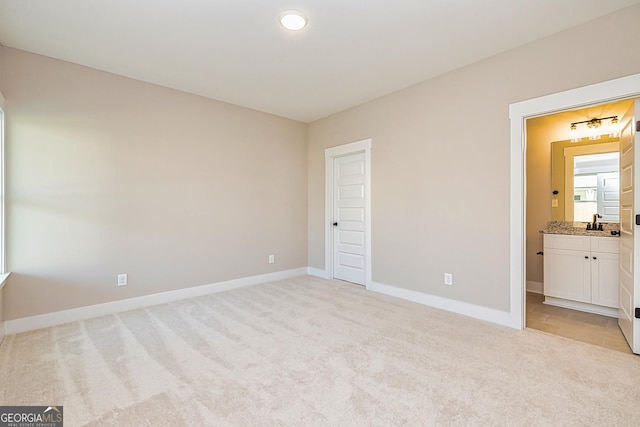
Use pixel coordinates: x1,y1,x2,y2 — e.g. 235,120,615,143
308,5,640,311
1,48,308,320
525,118,554,286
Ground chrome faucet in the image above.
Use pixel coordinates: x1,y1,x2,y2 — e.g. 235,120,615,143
592,213,602,228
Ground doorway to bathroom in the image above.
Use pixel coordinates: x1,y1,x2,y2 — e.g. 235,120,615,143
524,100,630,353
509,73,640,355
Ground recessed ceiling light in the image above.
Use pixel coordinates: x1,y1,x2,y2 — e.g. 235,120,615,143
280,10,307,31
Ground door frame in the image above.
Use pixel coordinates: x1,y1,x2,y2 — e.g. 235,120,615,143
509,73,640,330
324,138,372,286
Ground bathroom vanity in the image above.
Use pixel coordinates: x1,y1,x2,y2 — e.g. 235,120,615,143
542,230,619,318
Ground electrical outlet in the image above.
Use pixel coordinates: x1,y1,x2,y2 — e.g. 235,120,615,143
444,273,453,286
268,255,275,264
117,273,128,287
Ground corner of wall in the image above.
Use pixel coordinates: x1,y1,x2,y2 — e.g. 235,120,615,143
526,281,543,294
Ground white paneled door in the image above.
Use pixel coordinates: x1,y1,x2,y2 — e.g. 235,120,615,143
619,99,640,354
333,152,366,285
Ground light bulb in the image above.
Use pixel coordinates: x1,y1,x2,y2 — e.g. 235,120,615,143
609,117,620,138
588,119,601,140
280,11,307,31
569,123,579,142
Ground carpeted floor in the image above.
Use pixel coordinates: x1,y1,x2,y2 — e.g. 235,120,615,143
1,275,639,425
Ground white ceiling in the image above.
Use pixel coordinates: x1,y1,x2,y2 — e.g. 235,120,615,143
0,0,638,122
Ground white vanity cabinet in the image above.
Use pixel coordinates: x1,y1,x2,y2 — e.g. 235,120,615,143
543,234,619,317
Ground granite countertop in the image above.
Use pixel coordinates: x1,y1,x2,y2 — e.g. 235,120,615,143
540,221,620,237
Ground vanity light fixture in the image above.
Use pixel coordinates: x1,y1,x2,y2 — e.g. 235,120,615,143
280,10,307,31
569,116,619,142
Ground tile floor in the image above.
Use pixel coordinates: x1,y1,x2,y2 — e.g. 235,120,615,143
526,292,632,354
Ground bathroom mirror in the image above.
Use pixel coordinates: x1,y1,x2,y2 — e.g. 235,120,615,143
551,138,620,223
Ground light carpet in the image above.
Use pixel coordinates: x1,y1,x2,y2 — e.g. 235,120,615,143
0,275,639,426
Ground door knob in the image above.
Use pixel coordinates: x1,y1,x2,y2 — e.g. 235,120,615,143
333,222,338,226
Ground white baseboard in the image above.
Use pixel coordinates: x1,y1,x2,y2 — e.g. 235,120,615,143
368,281,515,329
526,281,543,294
307,267,330,279
543,296,618,318
2,269,523,336
4,268,307,336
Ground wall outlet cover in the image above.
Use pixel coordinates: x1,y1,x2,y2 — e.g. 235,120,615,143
117,274,128,287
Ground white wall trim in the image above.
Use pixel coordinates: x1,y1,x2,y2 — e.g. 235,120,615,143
0,272,9,290
368,281,514,328
509,72,640,330
526,281,543,294
324,138,372,285
544,296,618,318
307,267,330,279
4,268,307,335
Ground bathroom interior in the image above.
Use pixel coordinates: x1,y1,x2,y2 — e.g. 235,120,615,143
526,98,634,354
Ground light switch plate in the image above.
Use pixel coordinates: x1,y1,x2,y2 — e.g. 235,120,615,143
444,273,453,286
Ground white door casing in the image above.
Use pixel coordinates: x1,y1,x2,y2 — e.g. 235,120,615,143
618,100,640,354
509,72,640,331
325,139,372,286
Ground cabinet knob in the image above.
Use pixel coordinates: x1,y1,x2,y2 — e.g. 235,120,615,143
584,256,589,259
593,256,597,260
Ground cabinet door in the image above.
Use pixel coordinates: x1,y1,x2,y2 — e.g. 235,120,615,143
591,251,619,308
544,248,591,303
